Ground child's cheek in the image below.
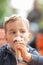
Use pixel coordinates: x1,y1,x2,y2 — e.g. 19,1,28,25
23,33,29,44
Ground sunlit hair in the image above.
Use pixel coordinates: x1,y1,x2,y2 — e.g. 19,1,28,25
3,15,30,33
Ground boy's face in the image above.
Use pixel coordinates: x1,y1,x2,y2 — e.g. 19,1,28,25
5,20,30,50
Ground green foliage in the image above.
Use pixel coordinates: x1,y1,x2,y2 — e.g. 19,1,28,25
0,0,9,26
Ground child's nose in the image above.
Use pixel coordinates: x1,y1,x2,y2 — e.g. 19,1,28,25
16,31,20,36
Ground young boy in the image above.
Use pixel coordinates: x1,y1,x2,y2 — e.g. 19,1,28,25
0,15,43,65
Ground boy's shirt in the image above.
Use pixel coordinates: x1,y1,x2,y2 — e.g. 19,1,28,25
0,45,17,65
0,44,43,65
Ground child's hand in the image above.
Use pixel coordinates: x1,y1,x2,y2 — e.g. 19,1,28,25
14,42,32,62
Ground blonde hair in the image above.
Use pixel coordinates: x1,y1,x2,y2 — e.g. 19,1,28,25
3,15,30,33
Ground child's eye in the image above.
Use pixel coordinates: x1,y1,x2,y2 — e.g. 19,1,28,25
12,32,16,34
8,31,16,34
21,30,26,33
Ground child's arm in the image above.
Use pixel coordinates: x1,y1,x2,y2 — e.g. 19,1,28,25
22,46,43,65
27,50,43,65
15,43,43,65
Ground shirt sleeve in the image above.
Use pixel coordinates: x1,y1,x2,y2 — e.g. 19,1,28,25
28,54,43,65
0,48,4,65
28,46,43,65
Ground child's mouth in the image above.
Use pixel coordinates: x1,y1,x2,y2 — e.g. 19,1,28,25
13,36,25,44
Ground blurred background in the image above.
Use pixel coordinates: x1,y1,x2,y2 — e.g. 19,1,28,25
0,0,43,56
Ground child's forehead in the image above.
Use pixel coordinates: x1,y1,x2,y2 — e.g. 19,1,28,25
6,19,29,31
7,19,27,28
6,18,26,26
4,16,30,31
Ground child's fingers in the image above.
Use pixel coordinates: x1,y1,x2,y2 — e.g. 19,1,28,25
14,43,27,51
16,45,28,54
14,41,25,49
17,46,28,59
13,41,25,49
